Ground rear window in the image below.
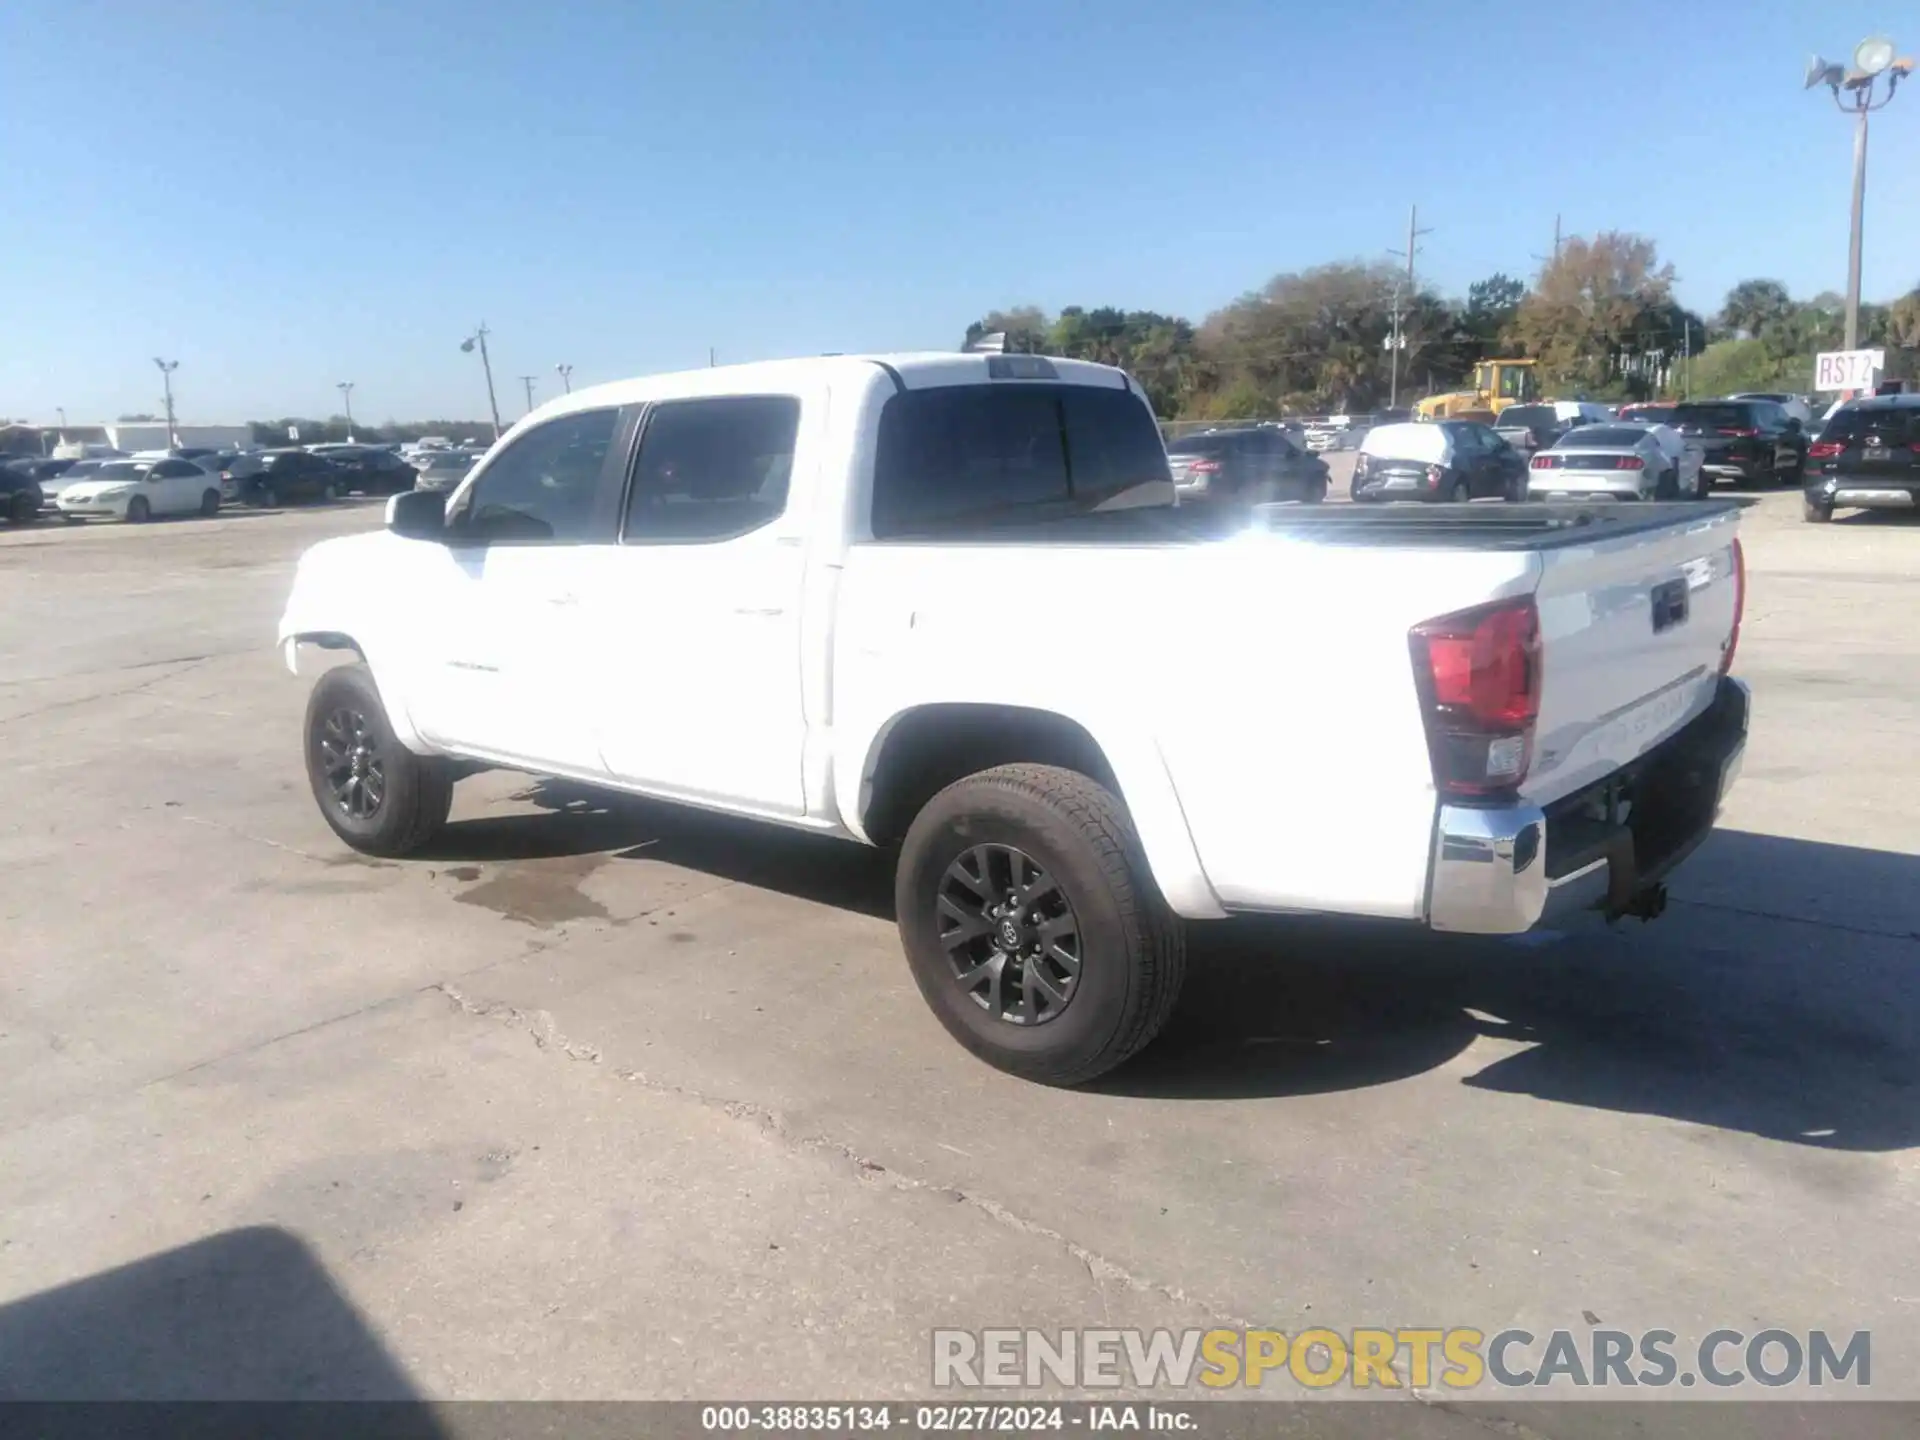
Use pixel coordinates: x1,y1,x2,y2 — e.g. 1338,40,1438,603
1818,406,1920,444
871,383,1169,538
1554,427,1647,449
1167,433,1240,457
1671,403,1753,428
96,462,148,480
1624,405,1675,423
1499,406,1558,428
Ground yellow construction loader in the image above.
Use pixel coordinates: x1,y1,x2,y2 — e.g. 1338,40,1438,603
1415,359,1539,419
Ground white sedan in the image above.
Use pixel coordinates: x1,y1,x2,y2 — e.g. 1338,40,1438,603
56,457,225,523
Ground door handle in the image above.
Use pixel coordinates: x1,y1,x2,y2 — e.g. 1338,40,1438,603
732,605,785,617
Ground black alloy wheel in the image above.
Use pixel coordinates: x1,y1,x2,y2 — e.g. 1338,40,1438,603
937,843,1083,1026
317,706,387,822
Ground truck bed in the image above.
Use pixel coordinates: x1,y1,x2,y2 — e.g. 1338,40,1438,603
869,500,1742,550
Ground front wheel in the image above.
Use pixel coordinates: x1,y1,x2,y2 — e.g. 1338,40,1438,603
125,495,151,523
303,663,453,856
7,490,36,524
199,488,221,517
895,764,1186,1086
319,482,338,502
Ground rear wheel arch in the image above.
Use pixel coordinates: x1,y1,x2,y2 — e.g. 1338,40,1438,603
855,702,1224,919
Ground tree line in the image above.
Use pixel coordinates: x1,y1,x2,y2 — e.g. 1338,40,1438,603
964,231,1920,418
242,417,497,446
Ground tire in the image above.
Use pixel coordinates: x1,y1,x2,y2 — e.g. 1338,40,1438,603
1803,495,1835,524
319,482,337,502
303,662,453,857
895,763,1186,1086
1448,479,1471,503
199,488,221,517
7,490,36,524
259,485,279,508
125,495,150,523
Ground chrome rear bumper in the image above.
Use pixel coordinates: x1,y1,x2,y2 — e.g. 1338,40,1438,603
1427,677,1749,934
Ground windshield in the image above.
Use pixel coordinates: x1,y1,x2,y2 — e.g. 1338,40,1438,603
93,462,149,481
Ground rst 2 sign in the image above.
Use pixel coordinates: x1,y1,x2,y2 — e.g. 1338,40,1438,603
1815,349,1884,391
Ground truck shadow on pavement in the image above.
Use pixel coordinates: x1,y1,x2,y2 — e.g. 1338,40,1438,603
1107,829,1920,1151
0,1226,433,1408
431,787,1919,1152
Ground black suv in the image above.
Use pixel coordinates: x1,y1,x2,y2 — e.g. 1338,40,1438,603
1165,426,1329,507
1669,399,1805,488
238,450,345,507
314,445,417,495
1803,395,1920,523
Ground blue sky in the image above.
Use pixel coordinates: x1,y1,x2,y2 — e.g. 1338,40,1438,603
4,0,1915,423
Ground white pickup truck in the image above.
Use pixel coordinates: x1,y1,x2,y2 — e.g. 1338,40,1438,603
279,353,1750,1085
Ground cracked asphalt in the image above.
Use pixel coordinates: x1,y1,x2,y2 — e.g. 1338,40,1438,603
3,480,1919,1435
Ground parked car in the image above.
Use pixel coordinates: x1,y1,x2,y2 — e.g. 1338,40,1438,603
1165,426,1329,507
1304,415,1369,452
2,455,76,483
409,449,480,493
307,444,417,495
1352,420,1527,502
235,450,345,507
1669,399,1805,488
1526,424,1702,501
37,456,112,510
55,457,224,522
1728,392,1814,427
1617,403,1677,425
1801,393,1920,523
277,351,1748,1084
0,463,44,523
1491,403,1572,453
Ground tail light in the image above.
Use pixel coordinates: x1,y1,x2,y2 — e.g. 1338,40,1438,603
1718,427,1759,438
1426,464,1444,487
1615,456,1645,470
1720,538,1744,676
1188,459,1221,474
1808,441,1844,458
1530,456,1554,470
1409,598,1543,799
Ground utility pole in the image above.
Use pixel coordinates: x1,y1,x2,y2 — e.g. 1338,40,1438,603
555,363,573,394
337,382,355,439
153,358,179,445
1806,39,1909,352
1552,214,1562,260
1385,205,1433,408
461,324,503,439
519,375,537,414
709,347,716,368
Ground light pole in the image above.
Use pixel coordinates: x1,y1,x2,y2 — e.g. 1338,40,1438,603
461,324,503,439
153,358,179,446
556,363,573,394
56,407,67,428
337,382,356,439
518,375,537,414
1806,38,1911,351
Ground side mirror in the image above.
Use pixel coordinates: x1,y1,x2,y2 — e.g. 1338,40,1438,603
387,487,447,540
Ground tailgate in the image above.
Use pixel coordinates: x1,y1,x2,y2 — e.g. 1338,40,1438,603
1524,507,1740,805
